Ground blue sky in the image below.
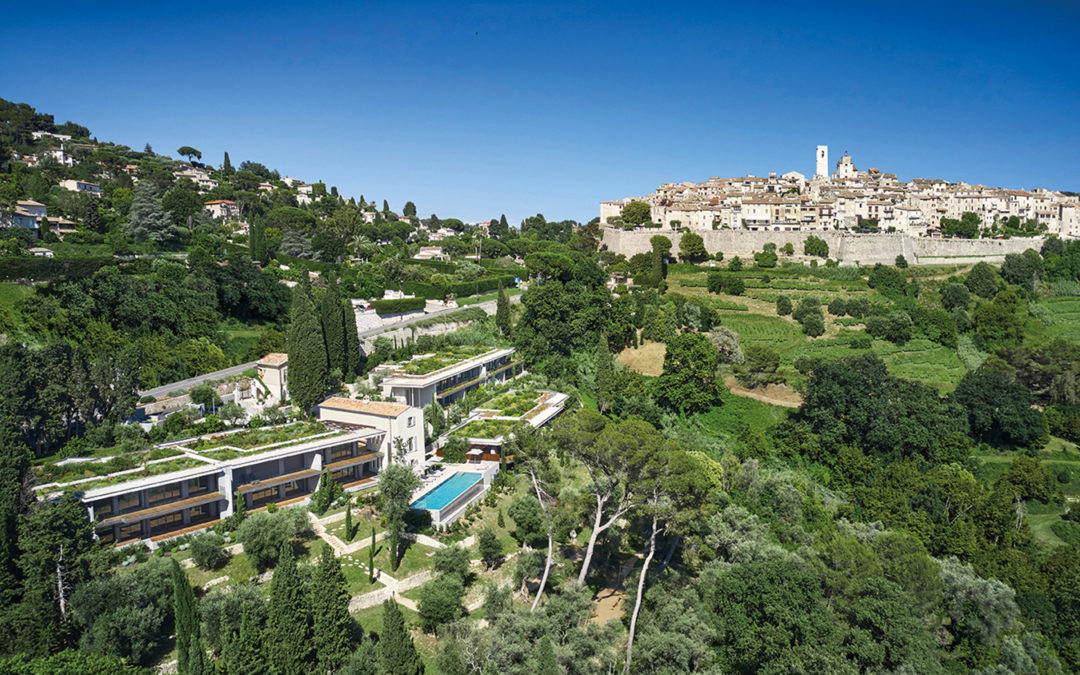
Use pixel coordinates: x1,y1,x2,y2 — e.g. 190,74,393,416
2,1,1078,224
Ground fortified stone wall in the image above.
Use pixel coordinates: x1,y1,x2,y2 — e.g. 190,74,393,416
600,227,1044,266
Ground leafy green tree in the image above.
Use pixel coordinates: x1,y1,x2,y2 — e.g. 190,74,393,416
495,284,512,337
124,183,177,244
478,527,501,570
402,201,417,217
729,255,743,272
941,283,970,311
249,218,267,263
973,289,1023,350
650,235,672,258
622,201,652,226
432,544,470,580
895,254,909,268
679,232,707,261
266,543,313,674
286,284,328,413
177,146,202,162
312,543,352,673
594,333,617,414
965,262,1000,299
655,332,723,414
804,235,829,257
735,345,782,389
378,464,421,572
377,600,422,675
190,532,227,570
236,508,311,571
418,573,464,634
952,369,1044,447
507,495,546,547
776,295,792,316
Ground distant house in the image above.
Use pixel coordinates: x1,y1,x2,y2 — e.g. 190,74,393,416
31,131,72,142
124,164,138,175
257,353,289,403
204,199,239,220
414,246,449,261
17,200,47,220
0,200,46,234
28,247,54,258
59,179,102,196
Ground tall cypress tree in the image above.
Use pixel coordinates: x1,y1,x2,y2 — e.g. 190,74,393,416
172,559,206,675
320,278,347,377
0,429,30,616
343,299,361,377
344,497,353,542
495,284,512,338
594,333,617,415
267,543,312,674
222,151,233,176
250,218,267,264
377,600,422,675
225,606,267,675
312,543,353,673
287,283,328,414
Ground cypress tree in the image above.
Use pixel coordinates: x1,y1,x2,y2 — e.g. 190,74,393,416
222,151,233,175
382,199,389,213
320,279,347,377
287,283,328,414
594,332,617,415
267,543,313,674
312,543,352,674
495,284,512,338
368,527,376,583
225,606,267,675
343,299,361,377
537,635,558,675
250,218,267,264
377,600,422,675
172,559,206,675
344,497,353,542
500,214,509,233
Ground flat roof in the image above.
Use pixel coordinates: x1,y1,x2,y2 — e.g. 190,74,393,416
320,397,411,417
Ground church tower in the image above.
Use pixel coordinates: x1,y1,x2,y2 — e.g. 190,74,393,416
815,145,828,178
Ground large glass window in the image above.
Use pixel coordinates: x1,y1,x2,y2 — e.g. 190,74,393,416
149,512,182,535
283,479,307,497
249,487,277,504
330,444,354,462
93,498,114,518
148,483,181,506
118,522,142,542
117,492,141,514
187,476,210,496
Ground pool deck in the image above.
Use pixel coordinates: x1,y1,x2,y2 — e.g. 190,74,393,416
408,464,497,528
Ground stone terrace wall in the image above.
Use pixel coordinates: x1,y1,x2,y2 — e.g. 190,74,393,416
600,227,1044,266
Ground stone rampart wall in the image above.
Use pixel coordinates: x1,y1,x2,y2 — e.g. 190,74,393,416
600,227,1043,266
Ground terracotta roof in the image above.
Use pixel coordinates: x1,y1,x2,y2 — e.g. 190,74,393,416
258,353,288,366
204,199,236,205
320,397,410,417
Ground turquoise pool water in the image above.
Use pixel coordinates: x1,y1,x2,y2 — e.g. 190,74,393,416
411,472,483,511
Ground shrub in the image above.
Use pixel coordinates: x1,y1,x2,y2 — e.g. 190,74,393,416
190,531,228,570
371,297,426,314
804,235,829,258
851,333,873,349
237,508,311,571
776,295,792,316
827,298,847,316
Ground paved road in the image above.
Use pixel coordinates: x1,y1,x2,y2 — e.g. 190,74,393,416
138,361,258,398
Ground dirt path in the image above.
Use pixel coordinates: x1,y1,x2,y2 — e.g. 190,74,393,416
723,374,803,408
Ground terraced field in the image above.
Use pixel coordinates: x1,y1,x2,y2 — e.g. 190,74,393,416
1039,297,1080,343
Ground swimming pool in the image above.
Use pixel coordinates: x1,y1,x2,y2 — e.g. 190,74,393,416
408,470,486,524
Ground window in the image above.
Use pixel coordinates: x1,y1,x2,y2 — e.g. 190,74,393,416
187,476,210,496
118,522,142,542
93,498,114,518
118,492,141,513
148,483,181,506
407,416,415,428
331,444,354,462
149,512,182,534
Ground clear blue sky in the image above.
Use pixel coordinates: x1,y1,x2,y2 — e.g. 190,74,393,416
2,1,1078,224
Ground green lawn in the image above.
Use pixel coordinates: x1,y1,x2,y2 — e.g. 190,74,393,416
716,311,807,355
184,550,260,591
789,336,967,392
339,550,385,595
669,390,791,458
1039,297,1080,343
328,509,384,543
0,282,33,312
374,541,438,578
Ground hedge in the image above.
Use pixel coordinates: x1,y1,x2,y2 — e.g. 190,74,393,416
371,297,426,314
0,256,114,281
400,274,518,300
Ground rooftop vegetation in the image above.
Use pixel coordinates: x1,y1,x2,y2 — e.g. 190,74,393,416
397,344,497,375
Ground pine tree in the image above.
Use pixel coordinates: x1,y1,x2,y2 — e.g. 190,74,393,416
403,201,417,217
320,279,347,376
377,600,422,675
312,543,353,674
267,543,313,674
287,284,328,414
495,284,512,337
222,151,233,175
537,635,558,675
594,333,617,415
343,299,361,377
125,183,177,244
172,559,206,675
225,606,267,675
344,497,354,542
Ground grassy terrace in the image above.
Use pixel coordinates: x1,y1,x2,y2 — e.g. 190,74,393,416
187,422,331,452
44,456,211,494
449,418,519,440
397,344,497,375
476,389,543,417
34,448,184,484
